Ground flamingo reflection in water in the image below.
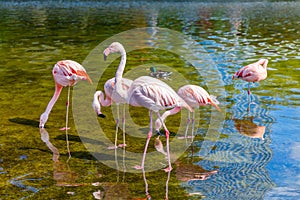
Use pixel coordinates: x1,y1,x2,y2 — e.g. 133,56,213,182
41,127,130,198
104,42,193,172
233,116,265,140
155,85,221,139
39,128,84,187
232,59,269,111
154,136,218,181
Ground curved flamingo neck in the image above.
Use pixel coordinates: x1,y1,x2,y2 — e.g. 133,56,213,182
44,83,63,116
114,46,128,100
115,48,126,83
94,90,111,107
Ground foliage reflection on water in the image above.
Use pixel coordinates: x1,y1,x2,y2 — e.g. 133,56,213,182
0,1,300,199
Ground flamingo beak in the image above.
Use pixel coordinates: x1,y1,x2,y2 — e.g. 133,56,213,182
98,113,106,118
103,48,110,61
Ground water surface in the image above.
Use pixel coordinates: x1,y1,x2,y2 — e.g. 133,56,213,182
0,1,300,199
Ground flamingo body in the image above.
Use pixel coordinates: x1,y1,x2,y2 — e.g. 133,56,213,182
155,85,220,136
177,85,220,110
39,60,92,128
232,59,269,110
92,77,133,117
92,77,133,149
127,76,192,112
232,59,268,83
104,42,193,172
53,60,92,87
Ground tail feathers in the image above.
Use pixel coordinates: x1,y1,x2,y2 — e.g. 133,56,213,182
77,70,93,84
209,95,221,112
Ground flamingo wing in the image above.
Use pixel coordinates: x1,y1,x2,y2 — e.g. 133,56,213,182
233,60,268,82
178,85,209,106
178,85,221,111
54,60,92,86
128,76,192,112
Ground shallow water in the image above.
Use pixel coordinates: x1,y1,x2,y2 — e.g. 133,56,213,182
0,1,300,199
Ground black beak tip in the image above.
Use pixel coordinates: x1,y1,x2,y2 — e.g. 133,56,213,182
98,114,106,118
103,54,107,61
156,130,163,136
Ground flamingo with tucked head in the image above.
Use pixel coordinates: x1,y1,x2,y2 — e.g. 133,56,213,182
155,84,221,139
232,59,268,111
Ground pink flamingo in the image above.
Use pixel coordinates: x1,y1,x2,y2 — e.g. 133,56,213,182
92,77,133,149
39,60,92,159
232,59,268,105
39,60,92,129
155,85,221,139
93,42,132,149
104,42,193,172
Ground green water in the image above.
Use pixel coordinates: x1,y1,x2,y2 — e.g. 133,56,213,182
1,1,300,199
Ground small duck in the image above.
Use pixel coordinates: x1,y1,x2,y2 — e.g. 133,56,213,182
149,66,172,79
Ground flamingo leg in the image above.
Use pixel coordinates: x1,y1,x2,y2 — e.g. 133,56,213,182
122,134,126,179
134,110,153,170
118,104,126,148
65,86,71,161
114,145,120,182
247,82,252,112
165,170,171,200
157,112,172,172
108,104,120,149
184,111,191,138
247,82,251,95
142,167,149,198
191,110,196,139
121,105,127,176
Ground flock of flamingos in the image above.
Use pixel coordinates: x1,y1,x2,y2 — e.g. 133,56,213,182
38,42,269,172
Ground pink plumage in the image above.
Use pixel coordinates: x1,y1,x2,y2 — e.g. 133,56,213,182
40,60,92,128
177,85,220,111
92,77,132,117
155,85,221,138
232,59,269,111
103,42,193,172
232,59,268,83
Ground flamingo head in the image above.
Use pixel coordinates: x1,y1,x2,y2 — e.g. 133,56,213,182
258,58,269,69
92,96,106,118
92,91,106,118
103,42,125,61
39,112,48,128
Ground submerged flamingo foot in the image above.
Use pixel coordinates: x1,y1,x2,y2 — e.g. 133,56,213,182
163,166,173,172
107,145,118,150
117,143,127,148
133,165,143,170
59,127,70,131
